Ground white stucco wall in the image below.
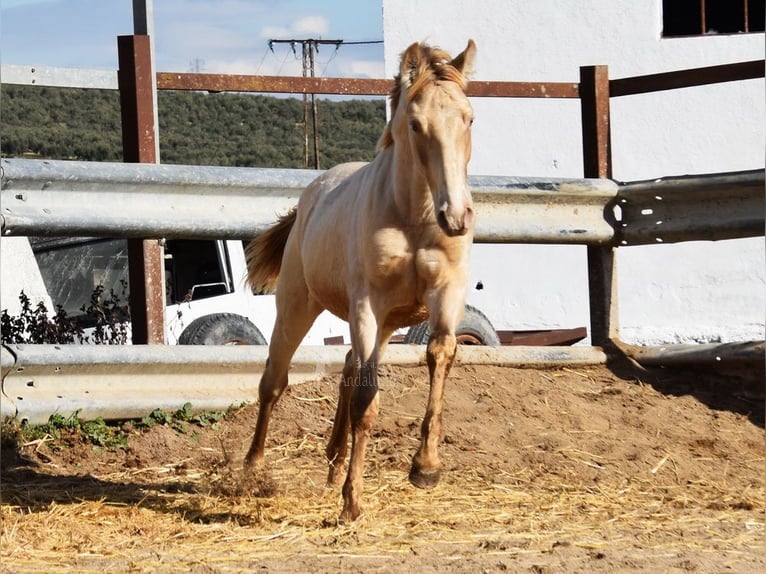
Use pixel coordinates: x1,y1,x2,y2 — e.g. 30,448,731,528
0,236,54,316
383,0,765,344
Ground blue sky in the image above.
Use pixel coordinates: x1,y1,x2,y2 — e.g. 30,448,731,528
1,0,385,77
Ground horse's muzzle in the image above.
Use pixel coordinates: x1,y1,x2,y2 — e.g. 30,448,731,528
437,206,474,237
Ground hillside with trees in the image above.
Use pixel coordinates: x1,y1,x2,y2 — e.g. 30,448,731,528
1,84,387,168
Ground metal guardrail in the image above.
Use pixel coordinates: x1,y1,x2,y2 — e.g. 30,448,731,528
1,344,608,424
2,158,763,246
616,169,765,245
1,159,318,239
3,339,759,424
1,64,119,90
624,340,764,368
1,158,618,245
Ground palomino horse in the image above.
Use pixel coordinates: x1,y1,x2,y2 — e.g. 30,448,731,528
244,39,477,522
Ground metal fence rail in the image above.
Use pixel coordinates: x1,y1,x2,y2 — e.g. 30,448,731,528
2,158,619,245
1,344,608,425
2,158,762,245
616,169,765,245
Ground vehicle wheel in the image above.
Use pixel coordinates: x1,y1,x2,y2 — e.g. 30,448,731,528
178,313,267,345
403,304,500,346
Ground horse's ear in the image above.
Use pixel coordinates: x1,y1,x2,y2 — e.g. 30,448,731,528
450,39,477,79
399,41,424,88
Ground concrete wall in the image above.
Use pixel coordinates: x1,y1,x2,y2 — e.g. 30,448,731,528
383,0,765,344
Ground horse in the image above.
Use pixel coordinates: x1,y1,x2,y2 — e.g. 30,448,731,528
243,39,477,523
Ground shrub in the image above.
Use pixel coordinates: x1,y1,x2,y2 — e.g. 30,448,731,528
1,284,129,345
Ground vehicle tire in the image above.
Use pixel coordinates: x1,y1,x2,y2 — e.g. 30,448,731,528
403,304,500,346
178,313,267,345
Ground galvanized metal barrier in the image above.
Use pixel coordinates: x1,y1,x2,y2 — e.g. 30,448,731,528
0,344,607,425
615,169,765,245
624,340,764,368
1,158,619,244
3,158,763,245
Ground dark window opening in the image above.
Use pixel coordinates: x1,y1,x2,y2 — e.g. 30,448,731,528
663,0,765,37
164,239,233,304
749,1,766,31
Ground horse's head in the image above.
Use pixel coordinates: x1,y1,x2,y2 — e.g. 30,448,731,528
386,40,477,237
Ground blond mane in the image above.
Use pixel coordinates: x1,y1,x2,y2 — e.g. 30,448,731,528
378,43,469,150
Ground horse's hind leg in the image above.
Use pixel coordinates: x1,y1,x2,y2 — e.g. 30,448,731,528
326,349,356,486
244,273,321,469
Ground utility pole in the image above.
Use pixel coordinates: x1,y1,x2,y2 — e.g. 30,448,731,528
308,42,320,170
267,38,383,169
269,38,342,169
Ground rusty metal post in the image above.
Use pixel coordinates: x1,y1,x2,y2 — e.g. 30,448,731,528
580,65,617,347
118,34,166,344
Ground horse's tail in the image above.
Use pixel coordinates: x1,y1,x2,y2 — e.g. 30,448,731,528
245,207,297,294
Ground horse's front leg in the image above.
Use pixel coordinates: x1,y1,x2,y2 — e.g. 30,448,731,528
409,289,463,489
338,299,381,523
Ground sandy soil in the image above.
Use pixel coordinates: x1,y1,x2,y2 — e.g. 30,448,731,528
1,360,764,573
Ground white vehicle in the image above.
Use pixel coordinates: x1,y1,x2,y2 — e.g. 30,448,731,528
26,236,507,347
27,237,346,345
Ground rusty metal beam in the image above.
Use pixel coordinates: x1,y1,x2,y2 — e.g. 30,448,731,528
156,72,580,99
580,66,612,180
580,65,618,348
118,36,157,163
466,80,579,98
497,327,588,346
117,34,165,345
610,59,765,97
157,72,392,95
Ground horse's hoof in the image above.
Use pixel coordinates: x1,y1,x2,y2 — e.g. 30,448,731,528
238,463,278,497
338,504,361,524
409,465,442,489
243,449,265,470
326,465,344,488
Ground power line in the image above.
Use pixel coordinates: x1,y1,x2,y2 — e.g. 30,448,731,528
268,38,383,51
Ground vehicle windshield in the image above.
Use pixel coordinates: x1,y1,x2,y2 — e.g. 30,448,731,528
31,237,234,327
31,237,130,323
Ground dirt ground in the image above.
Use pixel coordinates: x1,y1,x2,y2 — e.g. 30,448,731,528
1,360,764,573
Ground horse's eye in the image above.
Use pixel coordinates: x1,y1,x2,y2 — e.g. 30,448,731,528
468,117,474,127
410,119,422,133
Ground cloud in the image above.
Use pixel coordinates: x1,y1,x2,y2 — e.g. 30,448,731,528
292,16,329,37
260,26,291,40
349,59,385,79
259,15,330,40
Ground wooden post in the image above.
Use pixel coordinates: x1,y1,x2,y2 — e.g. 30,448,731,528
118,34,165,344
580,65,618,347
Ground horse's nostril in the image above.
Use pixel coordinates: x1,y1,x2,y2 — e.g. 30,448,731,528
437,210,449,231
464,206,475,229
